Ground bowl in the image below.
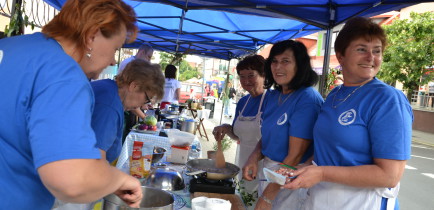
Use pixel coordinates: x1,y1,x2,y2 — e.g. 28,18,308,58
152,147,166,164
103,186,174,210
143,167,185,191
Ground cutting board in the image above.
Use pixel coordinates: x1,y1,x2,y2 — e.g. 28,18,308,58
193,192,246,210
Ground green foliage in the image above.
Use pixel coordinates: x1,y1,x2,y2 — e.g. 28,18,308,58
4,3,35,37
235,179,258,207
325,67,341,96
212,137,232,152
379,12,434,98
159,52,201,81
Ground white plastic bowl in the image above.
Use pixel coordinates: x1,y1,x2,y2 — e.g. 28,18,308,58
165,129,195,147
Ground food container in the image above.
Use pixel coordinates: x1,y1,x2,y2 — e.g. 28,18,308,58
166,129,195,147
166,145,190,164
102,186,174,210
143,167,185,191
179,119,197,134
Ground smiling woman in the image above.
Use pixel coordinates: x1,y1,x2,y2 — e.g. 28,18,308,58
0,0,144,209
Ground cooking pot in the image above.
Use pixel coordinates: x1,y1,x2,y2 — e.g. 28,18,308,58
179,119,197,134
143,167,185,191
102,186,174,210
186,159,240,180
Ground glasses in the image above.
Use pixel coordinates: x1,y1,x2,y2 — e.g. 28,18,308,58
144,91,151,104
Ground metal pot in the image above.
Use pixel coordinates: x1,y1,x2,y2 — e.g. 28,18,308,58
186,159,240,180
179,119,197,134
102,186,174,210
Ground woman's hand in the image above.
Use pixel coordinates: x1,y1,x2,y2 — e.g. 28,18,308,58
114,176,143,207
242,157,258,181
212,124,231,141
282,165,323,190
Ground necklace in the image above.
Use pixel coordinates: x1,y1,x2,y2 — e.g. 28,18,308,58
332,83,367,108
278,91,293,106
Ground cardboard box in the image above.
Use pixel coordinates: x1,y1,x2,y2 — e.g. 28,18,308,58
167,145,190,164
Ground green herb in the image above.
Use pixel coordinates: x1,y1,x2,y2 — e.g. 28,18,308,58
235,179,258,207
212,137,232,152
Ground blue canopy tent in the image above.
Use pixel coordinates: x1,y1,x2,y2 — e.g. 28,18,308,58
43,0,432,95
43,0,321,60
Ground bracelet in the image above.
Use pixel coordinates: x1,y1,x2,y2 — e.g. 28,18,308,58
260,195,272,205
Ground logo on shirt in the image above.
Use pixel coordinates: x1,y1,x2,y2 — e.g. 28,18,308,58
338,109,356,125
0,50,3,64
277,113,287,125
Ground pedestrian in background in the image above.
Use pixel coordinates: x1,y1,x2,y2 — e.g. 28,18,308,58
160,64,181,109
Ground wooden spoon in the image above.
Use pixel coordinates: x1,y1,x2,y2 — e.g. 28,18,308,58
215,140,226,168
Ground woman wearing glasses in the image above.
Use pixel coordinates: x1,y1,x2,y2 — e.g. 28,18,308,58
53,59,165,210
92,59,164,164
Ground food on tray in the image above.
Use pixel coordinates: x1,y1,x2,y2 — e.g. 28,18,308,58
144,115,157,126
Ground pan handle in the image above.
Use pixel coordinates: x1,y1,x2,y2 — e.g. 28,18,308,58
185,170,206,176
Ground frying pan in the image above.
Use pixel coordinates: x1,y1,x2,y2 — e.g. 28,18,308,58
186,159,240,180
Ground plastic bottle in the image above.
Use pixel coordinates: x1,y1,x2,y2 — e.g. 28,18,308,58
189,144,201,160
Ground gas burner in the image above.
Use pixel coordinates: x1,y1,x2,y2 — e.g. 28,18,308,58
189,177,235,194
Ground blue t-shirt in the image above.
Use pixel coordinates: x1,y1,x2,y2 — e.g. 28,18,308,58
261,87,323,163
232,91,269,126
313,78,413,210
0,33,101,209
91,79,124,163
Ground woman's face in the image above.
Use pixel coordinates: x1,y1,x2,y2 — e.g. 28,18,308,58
238,69,264,95
270,49,297,90
337,37,383,85
80,25,127,80
123,82,152,111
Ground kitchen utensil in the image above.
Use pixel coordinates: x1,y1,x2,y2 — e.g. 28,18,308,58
179,118,197,134
186,159,239,180
143,167,185,191
215,140,225,168
102,186,174,210
152,146,166,164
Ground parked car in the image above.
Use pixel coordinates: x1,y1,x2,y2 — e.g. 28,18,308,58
179,82,206,103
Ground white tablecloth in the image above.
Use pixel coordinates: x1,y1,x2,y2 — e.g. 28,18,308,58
116,130,202,174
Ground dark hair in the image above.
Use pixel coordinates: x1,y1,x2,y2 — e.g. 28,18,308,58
164,64,177,79
334,17,387,56
264,40,318,91
236,54,266,77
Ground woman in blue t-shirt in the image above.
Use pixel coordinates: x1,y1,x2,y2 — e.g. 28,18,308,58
243,40,323,210
284,17,413,210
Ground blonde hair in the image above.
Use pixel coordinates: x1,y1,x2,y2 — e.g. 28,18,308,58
116,59,165,102
42,0,137,60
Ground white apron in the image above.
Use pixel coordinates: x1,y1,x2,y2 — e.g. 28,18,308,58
259,157,307,210
233,90,266,194
304,162,399,210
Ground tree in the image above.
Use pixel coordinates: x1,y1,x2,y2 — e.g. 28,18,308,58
159,52,201,81
4,2,34,37
378,12,434,100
